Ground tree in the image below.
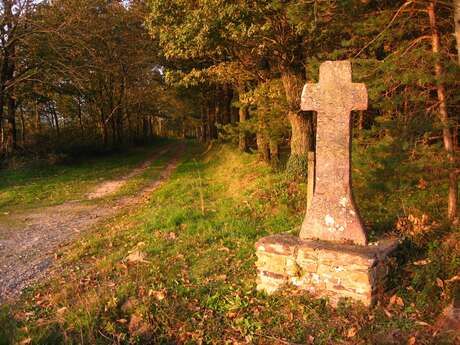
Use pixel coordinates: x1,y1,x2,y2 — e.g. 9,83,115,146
322,0,460,226
455,0,460,64
17,0,175,150
0,0,36,155
147,0,341,176
428,0,457,221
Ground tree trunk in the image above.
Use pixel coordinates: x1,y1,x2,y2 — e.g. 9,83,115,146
99,108,108,147
110,117,117,145
287,111,311,177
200,102,207,142
257,111,270,163
5,37,17,154
269,138,280,168
210,96,218,139
158,117,163,137
238,105,248,152
35,100,41,135
0,75,5,154
77,99,84,136
116,112,123,145
127,112,133,143
181,115,186,138
51,103,60,139
207,100,217,140
257,131,270,163
5,35,17,154
455,0,460,65
19,106,26,145
5,94,17,153
428,1,458,221
142,117,149,140
0,0,12,155
280,66,312,178
149,117,155,139
231,88,238,124
288,111,310,155
222,84,232,125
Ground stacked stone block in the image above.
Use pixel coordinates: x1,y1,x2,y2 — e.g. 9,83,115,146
255,234,397,306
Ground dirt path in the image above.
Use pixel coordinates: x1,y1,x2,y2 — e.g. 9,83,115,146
0,143,184,304
86,146,171,200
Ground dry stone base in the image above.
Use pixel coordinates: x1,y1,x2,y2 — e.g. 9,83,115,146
255,234,397,306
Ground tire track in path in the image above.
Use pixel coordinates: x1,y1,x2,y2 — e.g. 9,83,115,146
0,142,184,303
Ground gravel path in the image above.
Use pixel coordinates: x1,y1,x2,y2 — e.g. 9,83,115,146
0,143,183,303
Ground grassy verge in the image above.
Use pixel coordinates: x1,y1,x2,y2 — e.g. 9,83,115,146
0,143,458,344
0,140,170,213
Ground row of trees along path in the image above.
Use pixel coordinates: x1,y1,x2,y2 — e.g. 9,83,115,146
0,0,459,222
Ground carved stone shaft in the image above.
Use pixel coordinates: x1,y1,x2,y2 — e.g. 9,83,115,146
300,61,368,245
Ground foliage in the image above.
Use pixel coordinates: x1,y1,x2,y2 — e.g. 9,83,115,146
0,0,194,158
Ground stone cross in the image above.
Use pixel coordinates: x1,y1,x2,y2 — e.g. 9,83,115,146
300,61,368,245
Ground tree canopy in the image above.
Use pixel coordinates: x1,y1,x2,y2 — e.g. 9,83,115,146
0,0,459,220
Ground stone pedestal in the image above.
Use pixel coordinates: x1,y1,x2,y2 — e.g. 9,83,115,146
255,234,398,306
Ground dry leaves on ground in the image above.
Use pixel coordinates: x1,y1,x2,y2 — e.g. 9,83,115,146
125,250,149,264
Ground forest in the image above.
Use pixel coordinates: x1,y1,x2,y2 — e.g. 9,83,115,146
0,0,460,344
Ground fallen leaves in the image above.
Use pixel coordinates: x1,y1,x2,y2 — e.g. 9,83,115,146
19,338,32,345
128,314,152,338
413,259,431,266
436,278,444,289
121,298,139,313
215,274,227,282
15,311,34,321
415,320,431,327
56,307,67,315
417,178,427,190
125,250,149,264
395,214,437,240
383,308,393,318
148,289,166,301
389,294,405,307
346,327,358,338
36,318,48,326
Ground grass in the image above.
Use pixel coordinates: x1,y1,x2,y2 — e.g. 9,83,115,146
0,142,459,344
108,152,173,201
0,139,171,213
